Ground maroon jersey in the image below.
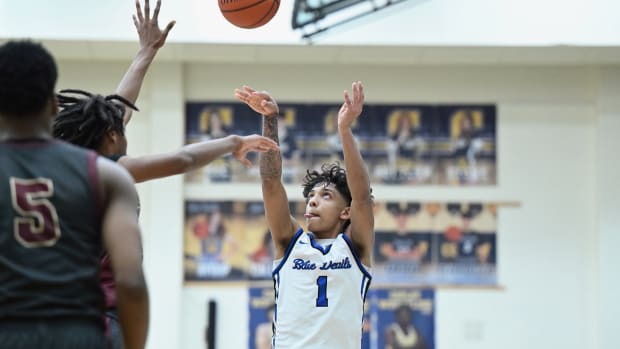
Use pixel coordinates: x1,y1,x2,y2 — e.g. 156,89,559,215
0,139,104,323
100,254,117,309
98,154,139,311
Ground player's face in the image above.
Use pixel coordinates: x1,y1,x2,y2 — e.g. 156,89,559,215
397,308,411,325
425,203,440,216
304,183,348,235
398,114,411,129
461,115,473,129
210,113,223,130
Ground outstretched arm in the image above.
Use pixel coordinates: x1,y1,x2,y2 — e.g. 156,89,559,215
338,81,374,266
117,134,278,183
98,158,148,349
117,0,175,125
235,86,300,259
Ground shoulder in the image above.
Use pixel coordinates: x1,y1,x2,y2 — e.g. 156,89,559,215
45,140,102,169
50,138,84,151
287,229,308,248
96,156,136,191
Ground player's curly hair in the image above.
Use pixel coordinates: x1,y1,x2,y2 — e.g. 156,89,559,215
0,41,57,118
52,89,137,150
302,162,374,232
302,162,352,231
302,162,351,205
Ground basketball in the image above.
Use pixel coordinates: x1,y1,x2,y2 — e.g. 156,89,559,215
444,225,463,242
219,0,280,29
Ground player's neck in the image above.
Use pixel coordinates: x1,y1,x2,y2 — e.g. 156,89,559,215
309,227,342,239
0,116,52,141
97,140,121,157
311,232,339,240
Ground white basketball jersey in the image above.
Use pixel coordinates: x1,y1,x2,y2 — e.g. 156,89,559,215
272,229,372,349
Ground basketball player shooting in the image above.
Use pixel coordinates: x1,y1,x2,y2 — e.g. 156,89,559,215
235,81,375,349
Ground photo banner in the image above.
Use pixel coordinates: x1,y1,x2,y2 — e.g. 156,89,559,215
248,286,276,349
185,102,496,185
184,200,497,286
248,286,435,349
370,288,435,349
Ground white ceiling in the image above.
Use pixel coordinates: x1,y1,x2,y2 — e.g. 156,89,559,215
2,0,620,46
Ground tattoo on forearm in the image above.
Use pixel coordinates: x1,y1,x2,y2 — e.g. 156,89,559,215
260,116,281,179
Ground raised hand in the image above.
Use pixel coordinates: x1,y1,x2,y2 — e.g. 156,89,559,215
234,86,279,117
133,0,176,51
338,81,364,130
232,135,279,168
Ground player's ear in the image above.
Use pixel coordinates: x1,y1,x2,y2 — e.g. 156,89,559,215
49,95,58,118
106,129,118,144
339,206,351,221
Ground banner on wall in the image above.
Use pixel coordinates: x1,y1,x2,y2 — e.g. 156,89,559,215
184,200,497,286
248,286,435,349
248,287,276,349
370,288,435,349
373,202,497,286
185,102,496,186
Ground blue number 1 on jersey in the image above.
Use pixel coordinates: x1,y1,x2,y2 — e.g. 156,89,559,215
316,275,328,307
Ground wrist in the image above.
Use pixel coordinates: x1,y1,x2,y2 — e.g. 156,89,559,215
264,112,279,118
226,135,242,149
135,47,157,61
338,125,352,134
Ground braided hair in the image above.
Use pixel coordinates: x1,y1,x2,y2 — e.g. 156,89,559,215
52,89,138,150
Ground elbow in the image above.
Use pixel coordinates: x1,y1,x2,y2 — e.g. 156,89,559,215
115,273,148,300
176,150,197,173
352,188,373,203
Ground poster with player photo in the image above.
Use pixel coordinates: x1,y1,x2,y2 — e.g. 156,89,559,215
184,102,496,185
370,288,435,349
184,200,269,281
184,200,307,281
248,286,435,349
248,287,276,349
185,200,498,286
372,201,497,286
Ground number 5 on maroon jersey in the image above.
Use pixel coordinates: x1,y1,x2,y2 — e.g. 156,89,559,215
10,177,61,247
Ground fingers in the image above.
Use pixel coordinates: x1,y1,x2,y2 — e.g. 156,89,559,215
253,144,276,152
260,138,279,150
239,157,253,169
234,88,249,97
343,90,351,106
153,0,161,21
354,81,364,104
144,0,151,21
160,20,176,41
132,15,139,30
234,89,251,102
254,91,272,100
235,89,270,104
135,0,144,23
165,20,176,33
245,136,278,150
